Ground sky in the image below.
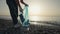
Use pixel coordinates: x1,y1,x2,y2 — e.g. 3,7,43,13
0,0,60,16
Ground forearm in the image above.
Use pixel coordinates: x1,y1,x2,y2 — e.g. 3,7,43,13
20,0,27,5
19,4,22,9
21,2,26,5
15,0,22,9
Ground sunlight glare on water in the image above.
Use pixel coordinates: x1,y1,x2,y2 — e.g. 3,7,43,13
29,16,40,21
29,16,60,22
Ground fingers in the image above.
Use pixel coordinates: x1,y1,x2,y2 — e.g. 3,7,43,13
20,9,23,13
25,4,29,6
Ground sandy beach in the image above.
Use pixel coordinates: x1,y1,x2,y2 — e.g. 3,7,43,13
0,19,60,34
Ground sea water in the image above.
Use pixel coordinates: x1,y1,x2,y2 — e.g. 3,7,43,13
0,15,60,26
29,16,60,22
0,16,60,22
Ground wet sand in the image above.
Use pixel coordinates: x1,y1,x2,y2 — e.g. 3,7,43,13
0,19,60,34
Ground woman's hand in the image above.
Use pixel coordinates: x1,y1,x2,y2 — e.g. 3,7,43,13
25,4,28,6
20,8,23,13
